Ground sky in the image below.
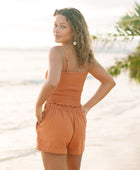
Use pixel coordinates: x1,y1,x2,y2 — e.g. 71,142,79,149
0,0,139,48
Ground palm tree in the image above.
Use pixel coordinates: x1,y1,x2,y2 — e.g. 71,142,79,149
93,2,140,83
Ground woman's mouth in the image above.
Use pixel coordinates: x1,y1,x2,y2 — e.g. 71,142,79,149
55,35,61,39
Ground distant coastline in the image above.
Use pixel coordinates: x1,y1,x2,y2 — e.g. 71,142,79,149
0,38,139,54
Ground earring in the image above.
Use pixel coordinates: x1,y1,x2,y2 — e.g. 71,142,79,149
73,41,77,46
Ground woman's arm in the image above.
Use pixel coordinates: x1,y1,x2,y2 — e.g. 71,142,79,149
35,46,63,124
83,59,116,115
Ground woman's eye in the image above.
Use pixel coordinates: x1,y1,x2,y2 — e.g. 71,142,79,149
61,25,66,28
54,24,57,27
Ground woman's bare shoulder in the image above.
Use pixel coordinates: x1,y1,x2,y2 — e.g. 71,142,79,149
49,45,63,55
48,45,63,62
88,58,106,75
88,58,96,71
88,58,115,84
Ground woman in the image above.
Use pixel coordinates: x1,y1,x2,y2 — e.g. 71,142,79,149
35,8,115,170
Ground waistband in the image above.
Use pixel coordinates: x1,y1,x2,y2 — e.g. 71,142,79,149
45,101,82,108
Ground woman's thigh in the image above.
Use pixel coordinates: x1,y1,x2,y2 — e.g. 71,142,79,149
66,154,83,170
41,151,67,170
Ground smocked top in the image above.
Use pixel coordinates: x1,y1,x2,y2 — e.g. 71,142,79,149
45,46,88,106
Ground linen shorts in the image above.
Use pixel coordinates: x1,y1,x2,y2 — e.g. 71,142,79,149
36,102,87,155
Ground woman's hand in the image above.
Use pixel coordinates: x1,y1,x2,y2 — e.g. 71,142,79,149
81,105,89,116
35,105,42,125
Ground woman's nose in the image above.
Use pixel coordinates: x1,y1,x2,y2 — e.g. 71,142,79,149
54,26,59,33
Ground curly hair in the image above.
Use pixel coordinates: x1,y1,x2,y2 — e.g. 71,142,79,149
53,7,94,67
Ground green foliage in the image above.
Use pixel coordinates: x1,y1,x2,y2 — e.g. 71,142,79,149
108,42,140,83
116,2,140,37
93,2,140,43
92,1,140,83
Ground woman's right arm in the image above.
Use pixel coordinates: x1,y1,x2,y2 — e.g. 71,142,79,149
82,59,116,115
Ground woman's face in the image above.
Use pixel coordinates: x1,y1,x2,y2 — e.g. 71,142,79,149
53,14,74,45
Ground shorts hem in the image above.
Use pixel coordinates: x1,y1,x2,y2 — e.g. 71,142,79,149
68,148,85,155
68,152,84,155
36,145,67,155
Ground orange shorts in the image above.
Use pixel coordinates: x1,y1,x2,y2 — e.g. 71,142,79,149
36,102,87,155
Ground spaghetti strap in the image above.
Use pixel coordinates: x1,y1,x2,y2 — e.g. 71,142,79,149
62,46,69,72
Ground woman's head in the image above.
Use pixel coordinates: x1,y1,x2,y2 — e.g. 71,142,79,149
53,8,94,66
53,14,74,45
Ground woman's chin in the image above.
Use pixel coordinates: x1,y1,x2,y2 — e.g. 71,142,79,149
54,39,62,43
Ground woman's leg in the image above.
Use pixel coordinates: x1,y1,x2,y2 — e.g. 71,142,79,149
41,151,67,170
66,154,83,170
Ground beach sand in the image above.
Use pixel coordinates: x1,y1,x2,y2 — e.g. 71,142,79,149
1,104,140,170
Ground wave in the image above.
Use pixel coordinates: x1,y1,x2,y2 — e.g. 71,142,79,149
0,148,37,162
0,75,93,87
0,79,44,87
0,121,34,135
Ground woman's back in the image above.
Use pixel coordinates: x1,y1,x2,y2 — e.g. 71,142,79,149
46,46,88,106
61,46,89,73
